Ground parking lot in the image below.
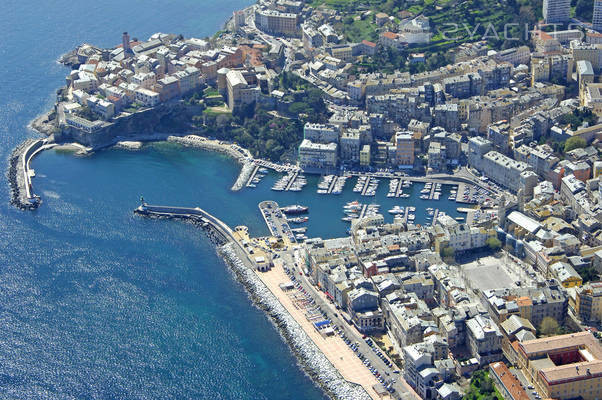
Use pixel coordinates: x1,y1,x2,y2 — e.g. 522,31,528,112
258,200,296,244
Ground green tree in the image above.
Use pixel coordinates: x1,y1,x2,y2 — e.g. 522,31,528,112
486,237,502,251
539,316,560,336
440,246,455,262
575,0,594,21
564,136,587,153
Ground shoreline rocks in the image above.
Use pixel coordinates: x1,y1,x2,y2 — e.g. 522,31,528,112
219,243,372,400
7,139,42,210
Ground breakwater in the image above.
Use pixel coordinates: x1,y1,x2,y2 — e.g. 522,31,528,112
135,203,371,400
7,138,54,210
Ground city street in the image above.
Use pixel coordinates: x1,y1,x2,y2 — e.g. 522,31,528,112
287,250,421,400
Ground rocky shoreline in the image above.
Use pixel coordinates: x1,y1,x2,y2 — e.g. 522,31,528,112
219,243,372,400
7,139,42,210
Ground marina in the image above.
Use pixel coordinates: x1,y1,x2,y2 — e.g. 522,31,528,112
272,170,307,192
316,174,348,195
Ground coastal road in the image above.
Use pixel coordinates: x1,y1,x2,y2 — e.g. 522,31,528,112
288,251,420,400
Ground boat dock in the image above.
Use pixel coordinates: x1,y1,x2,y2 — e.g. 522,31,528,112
433,209,440,222
358,204,368,219
428,184,436,200
360,177,371,196
327,176,338,194
246,165,261,187
395,180,404,197
284,170,299,191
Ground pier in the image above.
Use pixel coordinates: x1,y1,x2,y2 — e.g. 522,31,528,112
246,165,260,187
327,176,338,194
395,180,403,197
258,200,296,243
284,170,299,191
428,184,436,200
360,177,371,196
9,138,56,210
134,203,238,247
358,204,368,219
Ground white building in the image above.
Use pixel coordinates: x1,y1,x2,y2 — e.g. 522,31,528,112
132,72,156,89
543,0,570,23
134,88,160,107
298,139,338,170
466,315,503,365
303,123,340,143
399,17,431,44
594,0,602,32
478,151,534,193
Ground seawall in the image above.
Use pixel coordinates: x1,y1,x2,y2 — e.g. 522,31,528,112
7,138,54,210
135,204,371,400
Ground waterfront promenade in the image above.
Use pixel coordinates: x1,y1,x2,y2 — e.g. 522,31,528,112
257,262,387,400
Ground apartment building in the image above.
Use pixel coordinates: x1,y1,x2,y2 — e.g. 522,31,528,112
303,123,339,143
478,151,534,193
254,9,299,36
394,131,415,166
225,69,259,110
543,0,570,23
575,281,602,323
595,0,602,32
298,139,338,170
466,315,503,365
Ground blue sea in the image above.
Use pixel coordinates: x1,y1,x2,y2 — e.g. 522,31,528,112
0,1,463,398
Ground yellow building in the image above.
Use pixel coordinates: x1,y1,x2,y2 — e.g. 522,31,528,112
594,161,602,179
576,282,602,323
518,332,602,400
360,144,371,166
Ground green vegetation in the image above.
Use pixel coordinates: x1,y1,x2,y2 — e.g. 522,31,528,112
315,0,549,75
342,17,379,43
559,108,599,131
205,108,304,161
564,136,588,153
203,87,220,97
574,0,594,21
464,369,503,400
440,246,455,263
539,316,560,336
538,316,578,337
205,95,226,107
195,84,329,162
486,237,502,251
576,264,599,283
76,106,100,121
